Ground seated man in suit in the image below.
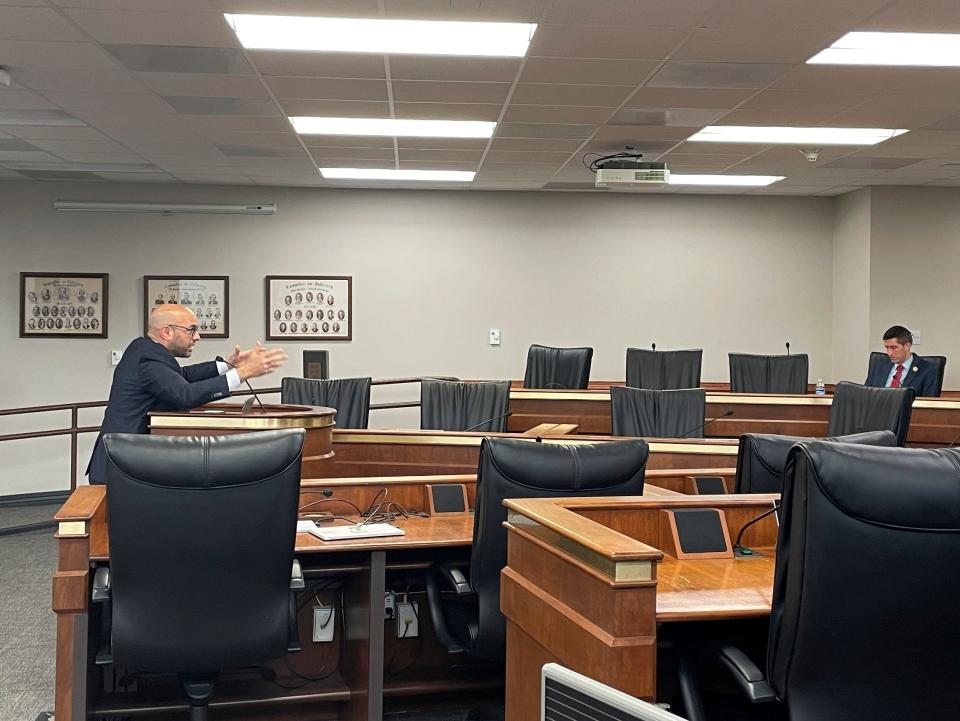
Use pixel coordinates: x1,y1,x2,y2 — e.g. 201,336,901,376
86,304,287,485
866,325,939,396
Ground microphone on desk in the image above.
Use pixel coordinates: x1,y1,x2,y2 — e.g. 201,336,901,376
463,411,513,433
681,409,733,438
652,342,656,351
734,503,782,556
218,357,266,414
785,341,791,355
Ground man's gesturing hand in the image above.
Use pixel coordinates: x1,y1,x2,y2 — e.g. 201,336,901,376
235,344,288,381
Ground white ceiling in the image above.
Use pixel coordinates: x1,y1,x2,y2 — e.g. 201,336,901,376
1,0,960,194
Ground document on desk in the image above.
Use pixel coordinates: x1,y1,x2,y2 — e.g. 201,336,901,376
311,523,405,541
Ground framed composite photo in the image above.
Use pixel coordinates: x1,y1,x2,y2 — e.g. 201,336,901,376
266,275,352,341
144,276,229,338
20,272,108,338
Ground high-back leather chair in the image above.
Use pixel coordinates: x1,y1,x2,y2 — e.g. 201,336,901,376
734,430,896,494
610,386,706,438
281,376,371,429
868,351,946,397
101,429,305,721
769,441,960,719
625,348,703,390
522,344,593,389
420,378,511,432
826,381,914,446
729,353,808,394
425,438,648,662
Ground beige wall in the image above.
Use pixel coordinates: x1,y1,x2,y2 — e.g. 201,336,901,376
869,186,960,388
2,180,838,494
832,189,872,384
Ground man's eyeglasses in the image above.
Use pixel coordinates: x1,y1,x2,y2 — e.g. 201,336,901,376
167,324,199,335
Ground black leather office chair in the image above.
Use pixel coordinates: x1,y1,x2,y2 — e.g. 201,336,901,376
868,351,946,396
98,429,306,721
420,378,511,432
625,348,703,390
522,344,593,389
425,437,648,662
281,376,371,428
733,430,897,494
729,353,808,394
682,441,960,721
610,386,706,438
826,381,914,446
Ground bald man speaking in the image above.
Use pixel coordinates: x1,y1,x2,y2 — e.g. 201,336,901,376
85,304,288,485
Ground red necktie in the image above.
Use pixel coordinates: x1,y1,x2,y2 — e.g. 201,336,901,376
891,364,904,388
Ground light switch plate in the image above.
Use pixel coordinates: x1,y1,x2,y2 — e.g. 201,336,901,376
110,350,123,366
489,328,501,346
912,329,921,345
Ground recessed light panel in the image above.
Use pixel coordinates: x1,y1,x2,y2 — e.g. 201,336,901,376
225,14,537,57
292,117,495,138
687,126,908,145
320,168,475,182
669,175,785,186
808,32,960,67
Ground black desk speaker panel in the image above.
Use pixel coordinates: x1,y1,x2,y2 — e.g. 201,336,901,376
425,483,469,514
659,508,733,559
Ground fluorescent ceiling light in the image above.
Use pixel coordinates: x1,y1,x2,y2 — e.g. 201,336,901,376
687,126,908,145
669,175,785,187
808,31,960,67
291,117,495,138
224,14,536,57
320,168,475,182
53,201,276,215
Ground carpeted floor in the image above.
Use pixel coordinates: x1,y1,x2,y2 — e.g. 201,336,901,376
0,508,58,721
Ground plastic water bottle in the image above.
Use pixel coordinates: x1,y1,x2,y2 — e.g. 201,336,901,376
815,379,826,396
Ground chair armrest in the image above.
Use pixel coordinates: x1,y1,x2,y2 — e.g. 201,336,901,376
711,643,776,703
424,562,472,654
290,559,305,591
91,566,111,602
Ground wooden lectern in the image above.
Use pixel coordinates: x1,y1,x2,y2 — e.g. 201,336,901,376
149,403,336,474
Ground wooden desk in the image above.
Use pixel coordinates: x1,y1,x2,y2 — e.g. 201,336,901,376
508,388,960,446
320,429,738,479
522,422,579,435
500,494,779,721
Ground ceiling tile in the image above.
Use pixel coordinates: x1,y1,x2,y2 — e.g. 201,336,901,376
511,83,631,107
247,50,386,80
392,81,510,104
497,122,593,139
672,27,840,63
1,125,107,140
398,148,484,162
396,137,488,150
626,87,756,109
0,149,62,161
219,0,379,15
530,24,688,59
847,0,960,32
265,77,387,101
389,56,521,83
491,137,584,152
0,7,86,41
382,0,543,22
648,62,792,89
310,146,395,161
484,149,571,165
162,95,280,117
0,109,85,126
719,108,841,126
394,103,501,121
94,171,176,181
0,137,39,150
278,99,389,118
302,135,394,149
26,138,130,153
136,72,268,98
503,105,611,124
51,150,147,163
104,44,251,74
823,156,923,170
546,0,714,27
0,91,58,110
0,40,119,69
520,58,658,86
701,0,890,30
215,143,303,158
172,172,254,184
53,0,220,11
740,88,874,113
64,9,239,47
607,107,726,127
15,68,143,92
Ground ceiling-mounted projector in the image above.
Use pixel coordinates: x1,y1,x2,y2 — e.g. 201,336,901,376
594,159,669,188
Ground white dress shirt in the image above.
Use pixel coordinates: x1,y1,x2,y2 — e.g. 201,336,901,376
884,354,914,388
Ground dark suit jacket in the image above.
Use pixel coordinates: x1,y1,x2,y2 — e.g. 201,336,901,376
865,354,939,397
86,336,230,484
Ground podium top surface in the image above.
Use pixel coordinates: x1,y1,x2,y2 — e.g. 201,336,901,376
149,403,336,430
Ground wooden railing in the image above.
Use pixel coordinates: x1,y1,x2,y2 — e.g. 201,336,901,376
0,376,452,496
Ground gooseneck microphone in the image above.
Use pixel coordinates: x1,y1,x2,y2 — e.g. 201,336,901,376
218,357,266,414
652,342,657,351
734,503,782,556
463,411,513,433
785,341,791,355
681,409,734,438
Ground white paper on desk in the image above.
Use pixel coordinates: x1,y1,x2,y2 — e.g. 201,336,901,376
311,523,405,541
296,520,318,533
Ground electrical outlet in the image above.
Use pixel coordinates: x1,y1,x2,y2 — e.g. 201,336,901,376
397,601,419,638
384,591,396,620
312,606,334,643
489,328,501,346
110,350,123,366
